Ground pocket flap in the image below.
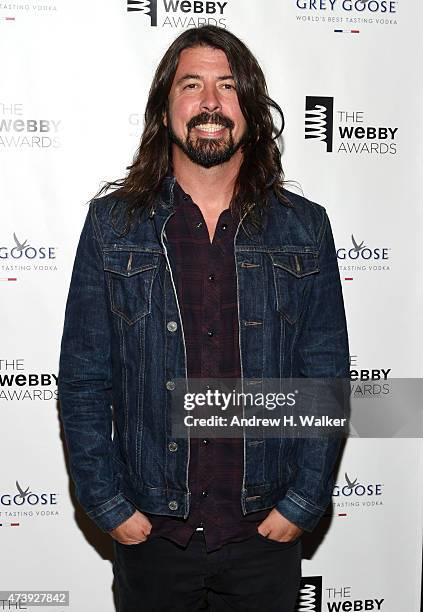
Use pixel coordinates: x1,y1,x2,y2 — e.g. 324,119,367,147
270,251,319,278
104,250,159,277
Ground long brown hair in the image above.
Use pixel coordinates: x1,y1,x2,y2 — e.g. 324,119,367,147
92,25,293,234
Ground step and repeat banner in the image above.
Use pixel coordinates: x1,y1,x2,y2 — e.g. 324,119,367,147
1,1,422,611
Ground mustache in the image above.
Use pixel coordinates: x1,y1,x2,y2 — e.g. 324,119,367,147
187,113,234,131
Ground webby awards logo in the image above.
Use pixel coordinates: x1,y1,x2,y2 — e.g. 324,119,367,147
296,576,322,611
0,358,58,403
126,0,230,28
295,577,385,611
305,96,398,155
0,103,61,150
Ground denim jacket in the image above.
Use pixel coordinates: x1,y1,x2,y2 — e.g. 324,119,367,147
58,177,350,534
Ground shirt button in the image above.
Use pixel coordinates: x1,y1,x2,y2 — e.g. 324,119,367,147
168,441,178,452
201,491,208,498
208,274,215,281
168,500,178,510
166,380,175,391
207,330,214,337
167,321,178,332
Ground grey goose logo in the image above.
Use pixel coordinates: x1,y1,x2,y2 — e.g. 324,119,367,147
0,481,58,507
16,480,32,500
344,473,359,490
305,96,334,152
0,233,56,260
337,235,389,262
127,0,158,25
333,473,383,497
351,234,365,254
13,232,30,252
296,576,322,611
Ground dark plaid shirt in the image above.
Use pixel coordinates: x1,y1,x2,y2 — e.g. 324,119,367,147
144,177,270,552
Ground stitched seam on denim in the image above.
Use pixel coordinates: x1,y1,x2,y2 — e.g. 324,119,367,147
278,331,285,481
109,275,155,325
236,246,319,254
317,209,329,252
286,490,324,513
270,255,284,318
109,274,130,325
260,252,266,482
90,200,105,251
118,315,129,458
305,198,326,249
163,262,169,491
136,313,144,478
281,496,316,517
86,494,126,518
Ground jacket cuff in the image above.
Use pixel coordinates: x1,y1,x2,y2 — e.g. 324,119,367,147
275,489,327,532
85,493,137,533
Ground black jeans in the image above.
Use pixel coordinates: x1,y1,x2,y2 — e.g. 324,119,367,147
113,531,302,611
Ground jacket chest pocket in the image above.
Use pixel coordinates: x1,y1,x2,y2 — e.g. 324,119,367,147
104,250,159,325
269,250,319,324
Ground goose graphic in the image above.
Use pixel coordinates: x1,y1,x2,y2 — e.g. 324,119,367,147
13,233,30,252
16,480,32,500
351,234,365,254
344,473,359,490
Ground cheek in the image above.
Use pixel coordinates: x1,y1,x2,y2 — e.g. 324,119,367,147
229,104,247,132
173,105,194,133
234,114,247,135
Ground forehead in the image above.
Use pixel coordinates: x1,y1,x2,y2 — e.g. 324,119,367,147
173,46,232,79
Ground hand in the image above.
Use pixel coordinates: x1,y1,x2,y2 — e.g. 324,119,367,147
109,510,152,545
257,508,304,543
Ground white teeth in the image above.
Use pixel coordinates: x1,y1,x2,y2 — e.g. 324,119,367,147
196,124,225,133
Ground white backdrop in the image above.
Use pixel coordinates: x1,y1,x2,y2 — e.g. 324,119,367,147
1,1,422,611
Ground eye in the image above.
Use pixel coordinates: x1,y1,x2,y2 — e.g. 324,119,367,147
183,83,199,90
222,83,235,90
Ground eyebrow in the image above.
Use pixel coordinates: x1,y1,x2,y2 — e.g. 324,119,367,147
175,74,235,86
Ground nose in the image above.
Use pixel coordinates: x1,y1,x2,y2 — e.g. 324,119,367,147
200,82,222,115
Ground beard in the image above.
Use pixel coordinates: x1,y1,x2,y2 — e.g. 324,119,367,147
166,111,249,169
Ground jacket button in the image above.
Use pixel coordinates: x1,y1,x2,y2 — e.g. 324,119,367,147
168,500,178,510
207,330,214,337
201,491,208,497
168,441,178,452
167,321,178,332
166,380,175,391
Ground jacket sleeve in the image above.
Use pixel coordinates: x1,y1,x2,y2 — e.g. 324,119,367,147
275,207,350,531
58,202,136,533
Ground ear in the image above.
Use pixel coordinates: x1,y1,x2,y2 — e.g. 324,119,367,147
162,109,168,128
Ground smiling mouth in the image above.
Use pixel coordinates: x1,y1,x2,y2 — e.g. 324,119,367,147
194,123,226,134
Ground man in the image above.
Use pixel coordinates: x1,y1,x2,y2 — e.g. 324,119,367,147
58,25,350,612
